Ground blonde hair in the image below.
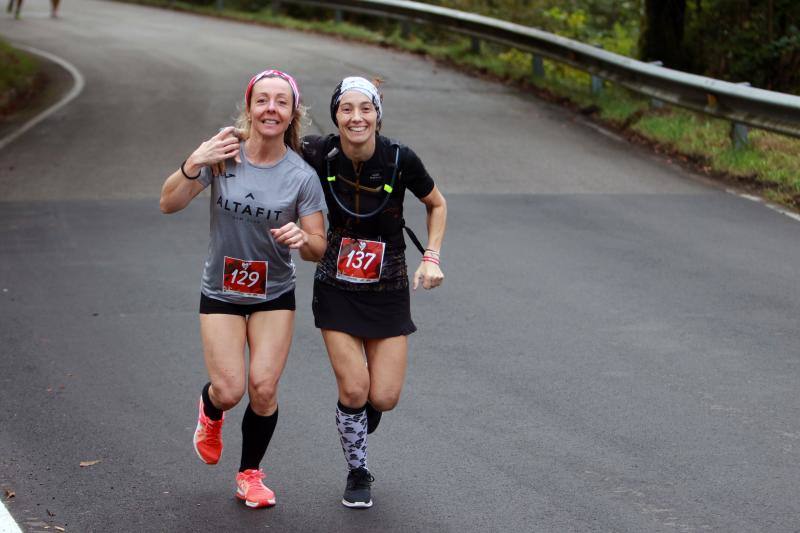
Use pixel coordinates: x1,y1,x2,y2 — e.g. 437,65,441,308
235,75,306,153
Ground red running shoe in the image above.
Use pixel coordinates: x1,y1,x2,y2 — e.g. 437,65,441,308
193,397,224,464
236,469,276,508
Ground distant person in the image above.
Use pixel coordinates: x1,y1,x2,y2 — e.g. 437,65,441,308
6,0,59,18
6,0,22,19
301,76,447,508
159,69,326,509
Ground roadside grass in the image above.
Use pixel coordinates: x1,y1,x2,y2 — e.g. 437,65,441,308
112,0,800,210
631,108,800,205
0,37,40,116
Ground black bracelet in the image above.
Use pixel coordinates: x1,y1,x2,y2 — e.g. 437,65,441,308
181,160,201,180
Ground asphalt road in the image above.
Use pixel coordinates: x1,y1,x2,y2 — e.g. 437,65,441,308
2,1,800,532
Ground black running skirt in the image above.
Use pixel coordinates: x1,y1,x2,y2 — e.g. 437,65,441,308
312,280,417,339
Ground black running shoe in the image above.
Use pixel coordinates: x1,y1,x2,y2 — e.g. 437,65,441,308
366,402,382,435
342,467,374,508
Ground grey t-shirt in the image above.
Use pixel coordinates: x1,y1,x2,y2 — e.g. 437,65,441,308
197,145,326,304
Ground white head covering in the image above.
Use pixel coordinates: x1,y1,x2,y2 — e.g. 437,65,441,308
330,76,382,124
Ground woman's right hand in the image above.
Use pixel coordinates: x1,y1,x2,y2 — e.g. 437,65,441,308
186,126,241,177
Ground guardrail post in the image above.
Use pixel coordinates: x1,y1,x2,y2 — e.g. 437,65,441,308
471,37,480,54
731,122,749,150
334,9,343,23
590,73,603,95
590,44,603,95
401,20,411,39
648,61,664,109
730,82,750,150
532,55,545,79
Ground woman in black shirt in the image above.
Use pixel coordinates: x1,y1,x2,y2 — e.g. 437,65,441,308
302,76,447,509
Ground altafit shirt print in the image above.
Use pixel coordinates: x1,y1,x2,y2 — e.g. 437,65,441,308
197,145,326,304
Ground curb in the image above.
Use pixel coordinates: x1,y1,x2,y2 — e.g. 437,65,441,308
0,44,84,151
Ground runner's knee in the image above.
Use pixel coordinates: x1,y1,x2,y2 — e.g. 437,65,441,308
368,391,400,412
248,377,278,412
339,379,369,408
211,381,245,411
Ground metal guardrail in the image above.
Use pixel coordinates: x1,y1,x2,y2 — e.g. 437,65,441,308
276,0,800,140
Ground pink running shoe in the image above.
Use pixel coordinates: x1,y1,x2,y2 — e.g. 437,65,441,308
193,397,224,464
236,469,276,508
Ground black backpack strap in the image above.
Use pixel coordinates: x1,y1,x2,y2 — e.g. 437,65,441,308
390,142,425,255
403,224,426,255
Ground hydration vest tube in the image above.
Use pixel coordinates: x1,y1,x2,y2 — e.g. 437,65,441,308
325,142,426,255
325,144,399,220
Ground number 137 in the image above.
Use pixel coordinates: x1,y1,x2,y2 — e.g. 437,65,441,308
345,250,376,270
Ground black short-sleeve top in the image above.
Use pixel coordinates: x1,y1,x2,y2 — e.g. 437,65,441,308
301,134,435,291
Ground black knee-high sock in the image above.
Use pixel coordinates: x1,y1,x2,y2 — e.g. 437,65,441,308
365,401,382,435
202,382,223,421
239,404,279,472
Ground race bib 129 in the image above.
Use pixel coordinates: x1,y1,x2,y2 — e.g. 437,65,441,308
222,256,268,298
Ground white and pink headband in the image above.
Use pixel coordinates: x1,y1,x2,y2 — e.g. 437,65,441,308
245,69,301,110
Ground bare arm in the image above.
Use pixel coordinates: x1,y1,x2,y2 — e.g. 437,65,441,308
159,127,241,214
270,211,327,262
159,166,206,214
412,185,447,290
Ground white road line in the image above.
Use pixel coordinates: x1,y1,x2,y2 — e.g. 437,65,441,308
577,116,627,143
579,117,800,225
0,499,23,533
726,188,800,223
0,44,85,151
765,203,800,222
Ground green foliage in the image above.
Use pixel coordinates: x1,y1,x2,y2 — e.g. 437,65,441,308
497,48,531,73
595,88,648,122
631,106,800,203
0,37,39,112
683,0,800,92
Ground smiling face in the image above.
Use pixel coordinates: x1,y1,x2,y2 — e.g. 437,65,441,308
335,90,378,147
247,77,294,140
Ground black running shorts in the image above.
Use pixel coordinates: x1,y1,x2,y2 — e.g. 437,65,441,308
199,290,296,316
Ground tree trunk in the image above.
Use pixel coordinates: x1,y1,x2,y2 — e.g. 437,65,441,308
639,0,688,69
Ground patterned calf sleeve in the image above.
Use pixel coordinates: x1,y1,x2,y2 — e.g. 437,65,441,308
336,401,368,471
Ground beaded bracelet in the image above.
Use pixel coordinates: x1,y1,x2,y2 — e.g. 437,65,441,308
181,160,201,180
424,248,440,256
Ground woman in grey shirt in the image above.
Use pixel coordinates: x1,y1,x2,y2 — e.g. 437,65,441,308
159,69,326,509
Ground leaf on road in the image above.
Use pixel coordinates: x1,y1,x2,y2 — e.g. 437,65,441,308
4,488,14,499
79,460,101,467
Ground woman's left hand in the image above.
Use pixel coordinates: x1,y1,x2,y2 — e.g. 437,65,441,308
271,222,307,249
413,260,444,290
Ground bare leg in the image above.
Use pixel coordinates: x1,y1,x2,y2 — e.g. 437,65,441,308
199,313,247,411
235,309,294,474
322,329,370,408
364,336,408,412
245,309,294,416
